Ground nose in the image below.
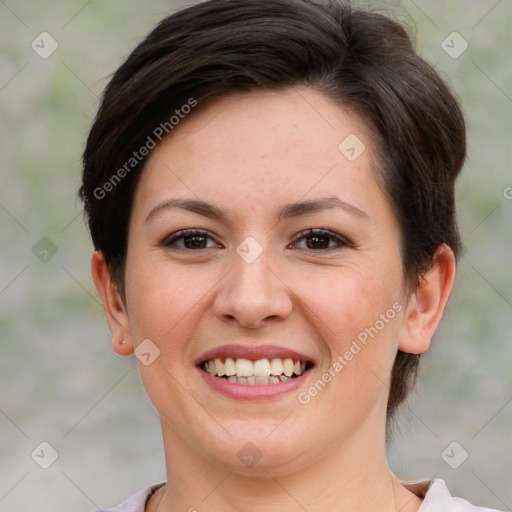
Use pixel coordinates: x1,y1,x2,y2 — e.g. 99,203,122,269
213,245,293,329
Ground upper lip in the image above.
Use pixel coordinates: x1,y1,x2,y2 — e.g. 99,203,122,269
195,344,315,366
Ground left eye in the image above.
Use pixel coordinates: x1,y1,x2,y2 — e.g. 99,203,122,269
291,229,352,251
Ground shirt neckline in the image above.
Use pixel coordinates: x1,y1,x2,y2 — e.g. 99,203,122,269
400,478,434,498
142,479,436,510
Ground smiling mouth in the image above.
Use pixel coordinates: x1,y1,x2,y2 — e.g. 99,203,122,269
200,357,314,385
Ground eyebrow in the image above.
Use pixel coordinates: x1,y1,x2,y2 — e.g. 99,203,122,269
145,195,370,225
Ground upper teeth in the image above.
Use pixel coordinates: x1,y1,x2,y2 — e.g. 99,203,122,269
203,357,306,377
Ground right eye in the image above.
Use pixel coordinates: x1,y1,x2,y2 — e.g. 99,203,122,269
160,229,222,251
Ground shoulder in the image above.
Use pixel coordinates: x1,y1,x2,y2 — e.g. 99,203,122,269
404,478,505,512
91,483,165,512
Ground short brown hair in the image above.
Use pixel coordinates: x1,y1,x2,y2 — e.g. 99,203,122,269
79,0,466,422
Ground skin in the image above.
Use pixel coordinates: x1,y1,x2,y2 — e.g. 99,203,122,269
92,87,456,511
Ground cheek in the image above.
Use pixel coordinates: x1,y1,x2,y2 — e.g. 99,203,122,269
293,266,402,392
124,255,211,360
295,265,397,340
123,257,216,418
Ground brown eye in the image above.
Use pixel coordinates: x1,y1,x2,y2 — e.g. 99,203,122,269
161,229,219,250
292,229,352,252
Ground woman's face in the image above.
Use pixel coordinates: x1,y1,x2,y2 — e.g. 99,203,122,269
117,87,415,473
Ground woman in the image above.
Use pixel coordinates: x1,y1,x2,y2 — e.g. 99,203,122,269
79,0,502,510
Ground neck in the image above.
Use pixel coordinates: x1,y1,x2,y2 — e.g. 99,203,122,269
148,417,423,512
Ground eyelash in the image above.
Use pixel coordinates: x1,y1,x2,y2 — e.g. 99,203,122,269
160,228,354,253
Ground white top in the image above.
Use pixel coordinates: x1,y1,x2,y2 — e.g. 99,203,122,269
95,479,505,511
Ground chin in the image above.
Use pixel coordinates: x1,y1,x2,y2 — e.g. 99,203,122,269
196,421,311,474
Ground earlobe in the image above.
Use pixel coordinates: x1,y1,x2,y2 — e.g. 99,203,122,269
90,251,134,356
112,336,134,356
398,244,456,355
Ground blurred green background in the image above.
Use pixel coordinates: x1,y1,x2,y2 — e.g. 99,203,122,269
0,0,510,510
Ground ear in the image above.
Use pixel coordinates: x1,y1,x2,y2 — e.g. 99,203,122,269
91,251,134,356
398,244,456,355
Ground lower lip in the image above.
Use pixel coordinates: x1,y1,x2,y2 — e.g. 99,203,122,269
197,367,311,400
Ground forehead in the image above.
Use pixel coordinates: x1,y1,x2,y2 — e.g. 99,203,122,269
133,87,387,224
157,87,373,166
